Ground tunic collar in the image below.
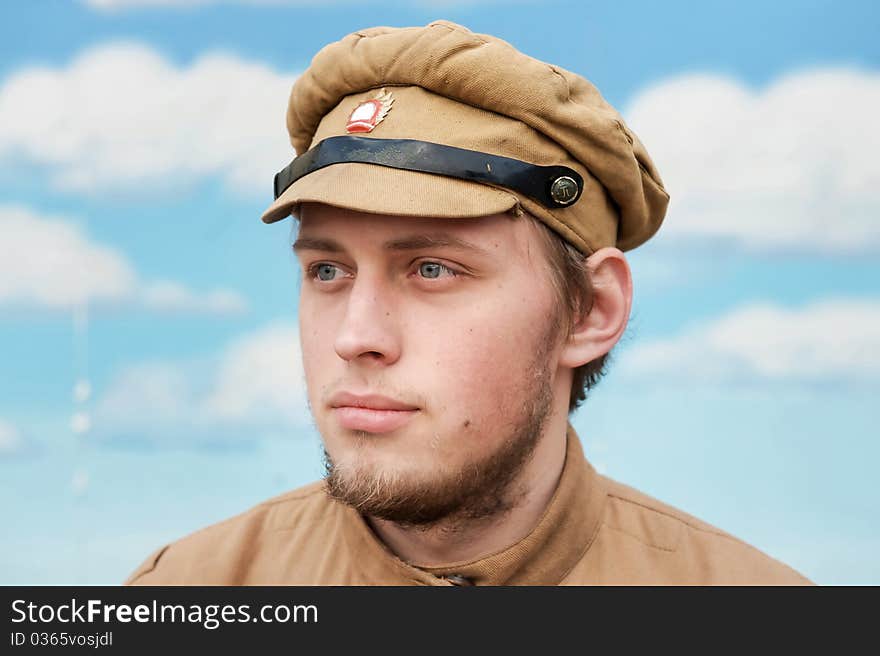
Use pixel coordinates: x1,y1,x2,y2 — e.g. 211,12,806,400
338,422,606,585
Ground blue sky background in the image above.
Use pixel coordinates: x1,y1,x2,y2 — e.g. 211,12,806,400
1,0,878,585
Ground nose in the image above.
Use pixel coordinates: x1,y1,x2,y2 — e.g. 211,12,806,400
333,272,402,366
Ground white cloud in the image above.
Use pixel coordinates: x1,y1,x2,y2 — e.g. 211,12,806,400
201,323,307,422
94,322,309,447
95,361,195,431
625,69,880,254
81,0,476,8
0,419,24,455
84,0,213,7
0,204,247,314
0,205,135,308
82,0,321,8
141,280,248,315
619,298,880,383
0,42,296,195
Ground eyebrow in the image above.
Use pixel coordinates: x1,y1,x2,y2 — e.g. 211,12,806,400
292,233,490,256
291,236,345,253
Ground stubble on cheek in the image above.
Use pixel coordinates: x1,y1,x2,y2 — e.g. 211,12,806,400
321,326,558,529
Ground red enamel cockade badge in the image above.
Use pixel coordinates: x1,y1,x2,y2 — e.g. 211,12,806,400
345,88,394,133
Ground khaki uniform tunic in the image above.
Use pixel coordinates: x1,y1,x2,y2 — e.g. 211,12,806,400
126,424,811,585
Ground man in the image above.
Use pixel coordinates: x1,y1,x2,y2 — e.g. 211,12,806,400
126,20,810,585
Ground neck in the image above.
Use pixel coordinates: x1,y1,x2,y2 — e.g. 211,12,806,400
366,404,570,567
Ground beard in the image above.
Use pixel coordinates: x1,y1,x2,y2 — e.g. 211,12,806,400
322,329,558,530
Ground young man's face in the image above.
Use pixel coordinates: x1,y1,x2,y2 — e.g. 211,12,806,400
294,203,568,526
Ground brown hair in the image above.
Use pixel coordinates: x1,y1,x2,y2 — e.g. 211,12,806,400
528,215,611,413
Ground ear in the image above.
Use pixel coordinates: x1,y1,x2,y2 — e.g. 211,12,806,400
558,247,633,369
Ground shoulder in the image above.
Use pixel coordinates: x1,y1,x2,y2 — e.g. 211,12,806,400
125,481,333,585
573,476,812,585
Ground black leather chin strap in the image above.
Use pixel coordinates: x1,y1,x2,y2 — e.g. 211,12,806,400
273,135,584,210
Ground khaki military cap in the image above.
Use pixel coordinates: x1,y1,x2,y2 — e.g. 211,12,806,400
261,19,669,254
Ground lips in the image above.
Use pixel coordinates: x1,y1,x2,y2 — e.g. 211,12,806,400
329,392,420,433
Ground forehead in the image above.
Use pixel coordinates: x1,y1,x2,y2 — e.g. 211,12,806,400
295,202,540,255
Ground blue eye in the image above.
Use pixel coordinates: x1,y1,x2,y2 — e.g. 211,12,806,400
418,261,455,279
313,263,341,281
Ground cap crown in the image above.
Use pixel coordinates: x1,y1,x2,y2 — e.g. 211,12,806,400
276,20,669,254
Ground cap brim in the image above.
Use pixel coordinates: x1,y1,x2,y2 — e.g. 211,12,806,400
260,162,521,224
